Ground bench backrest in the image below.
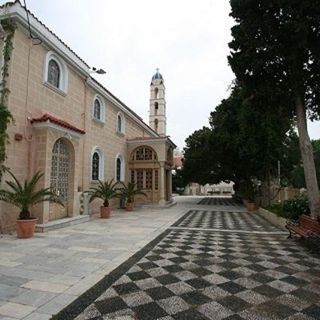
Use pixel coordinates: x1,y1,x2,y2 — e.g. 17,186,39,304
299,214,320,233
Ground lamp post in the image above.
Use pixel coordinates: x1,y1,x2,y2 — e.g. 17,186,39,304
90,67,106,75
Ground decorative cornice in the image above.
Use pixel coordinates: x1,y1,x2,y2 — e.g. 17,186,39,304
86,78,158,137
0,1,90,76
127,136,177,148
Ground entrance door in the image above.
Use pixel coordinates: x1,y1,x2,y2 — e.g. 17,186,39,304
50,139,70,220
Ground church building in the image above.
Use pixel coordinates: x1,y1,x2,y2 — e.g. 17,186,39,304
0,1,175,232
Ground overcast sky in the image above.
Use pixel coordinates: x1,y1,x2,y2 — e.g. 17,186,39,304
5,0,320,149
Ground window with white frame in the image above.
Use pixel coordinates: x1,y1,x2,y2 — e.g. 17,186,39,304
48,59,60,88
116,112,125,133
44,51,68,93
92,96,105,122
91,148,104,181
115,154,125,181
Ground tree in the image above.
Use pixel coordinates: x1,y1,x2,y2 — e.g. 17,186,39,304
182,85,293,203
172,168,185,194
287,139,320,188
182,127,219,185
228,0,320,217
211,85,294,203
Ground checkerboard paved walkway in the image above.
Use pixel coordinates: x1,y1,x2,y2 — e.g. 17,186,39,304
53,199,320,320
173,210,281,232
197,197,239,206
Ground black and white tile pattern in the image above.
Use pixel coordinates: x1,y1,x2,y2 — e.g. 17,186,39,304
173,210,281,232
198,197,239,206
52,200,320,320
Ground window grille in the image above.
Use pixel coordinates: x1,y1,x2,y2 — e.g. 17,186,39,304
92,152,100,180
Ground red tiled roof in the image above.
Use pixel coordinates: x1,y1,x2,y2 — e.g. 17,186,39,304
31,114,85,134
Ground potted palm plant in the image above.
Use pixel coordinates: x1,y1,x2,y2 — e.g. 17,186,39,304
88,179,119,218
0,170,63,238
118,181,147,211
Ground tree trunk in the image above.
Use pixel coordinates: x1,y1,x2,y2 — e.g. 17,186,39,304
295,95,320,218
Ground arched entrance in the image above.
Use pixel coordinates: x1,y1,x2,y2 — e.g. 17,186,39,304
49,138,71,220
129,146,160,203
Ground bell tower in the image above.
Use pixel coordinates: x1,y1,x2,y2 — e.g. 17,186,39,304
149,68,166,136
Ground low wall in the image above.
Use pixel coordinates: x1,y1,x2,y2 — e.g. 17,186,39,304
258,207,287,231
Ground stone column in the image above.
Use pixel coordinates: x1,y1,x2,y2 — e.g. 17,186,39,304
168,170,172,201
159,163,166,205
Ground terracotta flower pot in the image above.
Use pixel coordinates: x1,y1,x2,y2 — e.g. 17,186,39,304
126,202,134,212
16,218,37,238
242,199,249,206
100,206,111,218
245,202,256,212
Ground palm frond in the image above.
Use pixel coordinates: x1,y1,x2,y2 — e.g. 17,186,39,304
0,170,63,219
87,179,119,204
117,181,147,202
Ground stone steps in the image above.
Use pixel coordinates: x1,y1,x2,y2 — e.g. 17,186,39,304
35,215,90,232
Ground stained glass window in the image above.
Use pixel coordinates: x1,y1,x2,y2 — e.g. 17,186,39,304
94,99,101,120
117,114,122,132
48,59,60,88
116,158,121,181
92,152,100,181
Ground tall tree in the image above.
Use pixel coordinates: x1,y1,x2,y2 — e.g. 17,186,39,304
182,127,219,185
228,0,320,217
182,85,293,200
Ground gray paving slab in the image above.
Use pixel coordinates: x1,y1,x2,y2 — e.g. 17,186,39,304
0,198,189,319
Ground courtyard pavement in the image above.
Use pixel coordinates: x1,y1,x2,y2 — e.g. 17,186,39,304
0,197,320,319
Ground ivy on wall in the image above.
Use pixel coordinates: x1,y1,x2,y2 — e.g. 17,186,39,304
0,19,16,179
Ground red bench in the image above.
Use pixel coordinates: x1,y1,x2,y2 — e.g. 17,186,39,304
286,214,320,239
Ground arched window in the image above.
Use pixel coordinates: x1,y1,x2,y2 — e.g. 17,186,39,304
134,147,157,161
116,158,121,181
92,95,105,122
93,99,101,120
91,148,104,181
155,118,158,132
44,51,68,93
115,154,125,181
92,152,100,181
154,102,158,115
48,59,60,88
155,87,159,99
116,112,125,133
117,114,122,132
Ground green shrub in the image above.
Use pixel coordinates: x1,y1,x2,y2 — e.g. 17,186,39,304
283,196,310,220
269,202,285,216
268,196,310,220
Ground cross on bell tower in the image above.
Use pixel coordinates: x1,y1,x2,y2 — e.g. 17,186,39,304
149,68,166,136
